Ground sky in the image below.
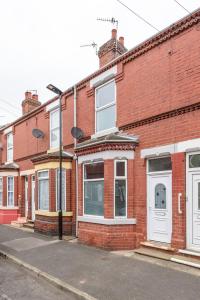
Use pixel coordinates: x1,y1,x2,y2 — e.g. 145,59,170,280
0,0,199,125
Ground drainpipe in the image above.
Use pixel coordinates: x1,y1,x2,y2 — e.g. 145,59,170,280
73,85,79,237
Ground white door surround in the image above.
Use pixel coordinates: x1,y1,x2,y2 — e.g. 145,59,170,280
147,171,172,244
31,175,35,221
186,152,200,251
25,176,28,218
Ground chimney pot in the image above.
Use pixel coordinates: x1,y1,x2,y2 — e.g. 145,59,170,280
119,36,124,46
32,94,38,101
25,91,32,99
112,29,117,39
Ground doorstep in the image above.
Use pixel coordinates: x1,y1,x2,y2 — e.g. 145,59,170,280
140,241,175,252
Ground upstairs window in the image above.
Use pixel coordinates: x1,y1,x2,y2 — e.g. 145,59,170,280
95,80,116,132
7,132,13,162
0,177,3,206
50,109,60,149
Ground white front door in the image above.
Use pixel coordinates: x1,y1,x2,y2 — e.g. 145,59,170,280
187,172,200,251
25,176,28,218
31,176,35,221
148,173,172,243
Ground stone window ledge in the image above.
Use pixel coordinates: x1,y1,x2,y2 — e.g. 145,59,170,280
77,216,136,225
35,210,73,217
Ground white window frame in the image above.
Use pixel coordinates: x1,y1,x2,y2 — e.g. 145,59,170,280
147,156,172,175
95,79,116,134
50,108,60,149
7,132,13,162
114,160,127,218
0,177,3,206
38,170,49,211
56,168,66,211
83,161,104,218
7,176,14,207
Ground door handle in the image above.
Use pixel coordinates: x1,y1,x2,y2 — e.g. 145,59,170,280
178,193,182,214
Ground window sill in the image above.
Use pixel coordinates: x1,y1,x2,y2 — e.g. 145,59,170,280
77,216,136,225
35,210,73,217
91,127,118,139
0,206,19,210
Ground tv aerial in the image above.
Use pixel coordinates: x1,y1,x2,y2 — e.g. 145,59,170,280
71,127,84,140
97,17,119,30
80,42,98,55
32,128,45,139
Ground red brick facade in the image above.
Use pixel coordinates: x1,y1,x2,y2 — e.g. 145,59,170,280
0,10,200,251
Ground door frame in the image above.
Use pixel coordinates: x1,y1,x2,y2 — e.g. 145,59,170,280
147,166,172,243
24,176,28,218
186,151,200,251
31,175,35,221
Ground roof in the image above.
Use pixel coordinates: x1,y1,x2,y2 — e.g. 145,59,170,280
0,162,19,170
1,8,200,132
76,132,139,150
31,150,73,163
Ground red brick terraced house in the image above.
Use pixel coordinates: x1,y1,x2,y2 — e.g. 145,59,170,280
1,9,200,254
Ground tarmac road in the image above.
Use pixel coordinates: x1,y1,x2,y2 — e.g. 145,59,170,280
0,258,78,300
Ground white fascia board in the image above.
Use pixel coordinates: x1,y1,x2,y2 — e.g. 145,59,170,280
141,137,200,158
46,100,59,112
78,216,136,225
20,169,35,176
4,126,12,135
0,172,18,176
90,66,117,88
141,144,175,158
78,150,134,164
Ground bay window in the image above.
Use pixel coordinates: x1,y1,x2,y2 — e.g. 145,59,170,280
7,176,14,207
0,177,3,206
115,160,127,217
56,169,66,211
95,80,116,133
38,171,49,211
50,109,59,149
84,162,104,216
7,132,13,162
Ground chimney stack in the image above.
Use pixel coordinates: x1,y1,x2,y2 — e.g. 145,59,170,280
98,29,127,68
21,91,41,115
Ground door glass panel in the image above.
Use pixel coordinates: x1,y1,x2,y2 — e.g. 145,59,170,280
155,183,166,209
189,154,200,168
149,157,172,172
198,183,200,210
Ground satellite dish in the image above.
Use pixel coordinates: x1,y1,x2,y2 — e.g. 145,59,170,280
32,128,44,139
71,127,84,140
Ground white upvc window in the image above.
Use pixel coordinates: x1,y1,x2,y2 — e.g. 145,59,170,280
95,80,116,133
50,109,60,149
114,160,127,217
83,162,104,216
0,177,3,206
38,170,49,211
7,132,13,162
7,176,14,207
56,169,66,211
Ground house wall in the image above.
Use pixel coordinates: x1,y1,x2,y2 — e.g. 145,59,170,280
0,12,199,249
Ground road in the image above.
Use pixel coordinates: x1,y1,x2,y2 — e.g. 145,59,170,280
0,259,78,300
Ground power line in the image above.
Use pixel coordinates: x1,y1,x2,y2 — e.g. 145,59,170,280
116,0,159,32
173,0,190,14
0,106,19,117
0,98,19,112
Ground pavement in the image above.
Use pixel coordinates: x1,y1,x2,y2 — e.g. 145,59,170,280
0,259,78,300
0,225,200,300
